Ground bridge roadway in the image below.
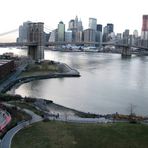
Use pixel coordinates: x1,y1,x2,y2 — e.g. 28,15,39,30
0,41,148,50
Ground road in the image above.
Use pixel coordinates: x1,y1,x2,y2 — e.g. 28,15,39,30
0,63,27,93
0,109,42,148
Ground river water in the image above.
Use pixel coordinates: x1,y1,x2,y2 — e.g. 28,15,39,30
1,48,148,115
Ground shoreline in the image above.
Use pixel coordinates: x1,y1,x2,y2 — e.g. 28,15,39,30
0,61,80,93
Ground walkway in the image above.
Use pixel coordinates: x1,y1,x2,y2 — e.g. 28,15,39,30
0,109,42,148
0,63,27,93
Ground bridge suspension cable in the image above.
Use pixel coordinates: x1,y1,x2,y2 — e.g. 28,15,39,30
0,29,18,36
44,25,53,33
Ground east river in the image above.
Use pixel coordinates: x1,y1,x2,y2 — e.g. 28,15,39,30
1,47,148,116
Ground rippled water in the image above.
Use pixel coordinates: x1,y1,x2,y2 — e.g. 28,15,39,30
3,48,148,115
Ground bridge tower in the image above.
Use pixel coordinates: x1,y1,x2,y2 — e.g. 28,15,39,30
27,22,44,61
121,46,131,57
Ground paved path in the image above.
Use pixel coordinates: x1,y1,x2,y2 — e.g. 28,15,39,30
0,63,27,93
0,109,42,148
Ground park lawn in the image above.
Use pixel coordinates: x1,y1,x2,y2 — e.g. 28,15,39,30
12,121,148,148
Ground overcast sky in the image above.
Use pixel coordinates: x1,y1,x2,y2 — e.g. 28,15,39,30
0,0,148,41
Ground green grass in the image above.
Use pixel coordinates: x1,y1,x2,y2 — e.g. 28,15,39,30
19,62,68,78
12,121,148,148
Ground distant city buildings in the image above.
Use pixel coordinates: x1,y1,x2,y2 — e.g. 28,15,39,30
84,29,96,43
65,30,72,42
49,29,58,42
89,18,97,31
17,21,31,43
17,14,148,49
141,15,148,47
57,21,65,42
97,24,102,32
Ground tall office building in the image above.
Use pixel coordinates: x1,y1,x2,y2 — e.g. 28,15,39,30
89,18,97,31
84,29,96,42
97,24,102,32
49,29,58,42
74,16,78,29
75,31,83,42
107,23,114,34
17,21,31,42
102,26,108,42
133,30,138,38
141,15,148,40
69,20,75,30
65,30,72,42
57,21,65,42
123,29,129,38
123,29,130,44
141,15,148,47
78,19,83,31
68,16,83,41
142,15,148,31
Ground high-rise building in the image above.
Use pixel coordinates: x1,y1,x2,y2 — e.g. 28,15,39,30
96,31,102,46
68,16,83,42
84,29,96,42
74,16,78,29
65,30,72,42
17,21,31,42
141,15,148,40
123,29,130,44
133,30,138,38
69,20,75,30
78,19,83,31
142,15,148,31
75,31,83,42
49,29,58,42
107,23,114,34
97,24,102,32
102,26,108,42
89,18,97,31
123,29,129,38
57,21,65,42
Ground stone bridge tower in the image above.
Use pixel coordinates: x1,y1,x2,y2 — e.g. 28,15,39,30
27,22,44,61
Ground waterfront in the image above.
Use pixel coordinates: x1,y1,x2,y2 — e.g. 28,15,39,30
1,48,148,116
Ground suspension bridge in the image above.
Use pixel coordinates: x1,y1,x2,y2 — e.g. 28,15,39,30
0,22,148,60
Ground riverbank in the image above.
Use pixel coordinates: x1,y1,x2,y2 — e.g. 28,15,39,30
0,60,80,93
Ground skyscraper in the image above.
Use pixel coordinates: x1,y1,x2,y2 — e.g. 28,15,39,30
57,21,65,42
141,15,148,47
65,30,72,42
17,21,31,42
107,23,114,34
84,29,96,42
141,15,148,40
89,18,97,31
49,29,58,42
68,16,83,42
68,20,75,30
142,15,148,31
97,24,102,32
78,19,83,31
74,16,78,29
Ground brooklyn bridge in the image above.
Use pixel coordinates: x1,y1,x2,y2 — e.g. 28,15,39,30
0,22,148,60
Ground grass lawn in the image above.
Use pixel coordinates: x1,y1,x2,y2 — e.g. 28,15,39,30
19,62,60,78
12,121,148,148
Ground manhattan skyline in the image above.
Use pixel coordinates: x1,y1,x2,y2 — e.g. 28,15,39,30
0,0,148,41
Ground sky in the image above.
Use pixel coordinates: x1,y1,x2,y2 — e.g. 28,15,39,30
0,0,148,42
